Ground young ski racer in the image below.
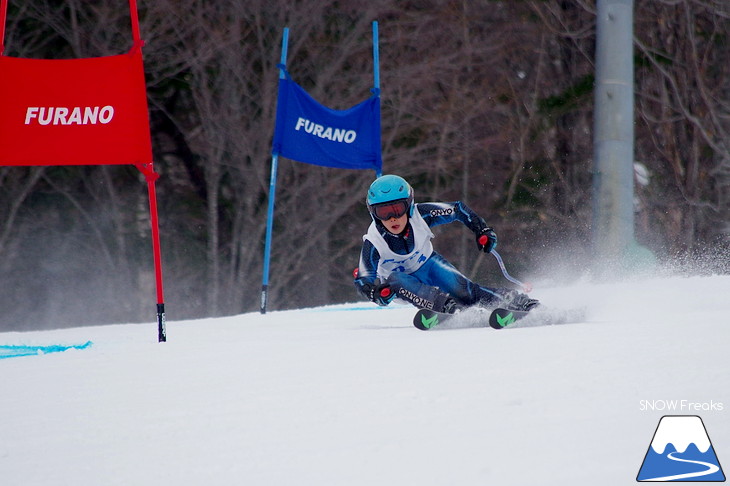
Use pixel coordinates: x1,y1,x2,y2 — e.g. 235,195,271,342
354,174,539,314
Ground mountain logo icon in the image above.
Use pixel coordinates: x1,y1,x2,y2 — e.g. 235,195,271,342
637,415,725,482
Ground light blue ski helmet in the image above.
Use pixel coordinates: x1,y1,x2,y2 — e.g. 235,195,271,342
366,174,415,218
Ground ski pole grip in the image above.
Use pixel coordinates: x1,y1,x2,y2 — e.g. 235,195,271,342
380,287,391,298
478,235,489,246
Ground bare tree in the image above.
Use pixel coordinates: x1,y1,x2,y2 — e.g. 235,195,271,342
2,0,729,330
634,0,730,257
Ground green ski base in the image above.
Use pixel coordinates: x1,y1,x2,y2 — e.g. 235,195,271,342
413,307,531,331
488,307,531,329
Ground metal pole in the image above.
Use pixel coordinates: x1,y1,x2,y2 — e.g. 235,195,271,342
592,0,635,271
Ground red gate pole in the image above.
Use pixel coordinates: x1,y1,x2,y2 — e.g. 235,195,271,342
137,163,166,342
127,0,145,54
1,0,8,55
128,1,165,342
128,0,141,44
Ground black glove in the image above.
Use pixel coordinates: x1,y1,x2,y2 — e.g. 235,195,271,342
368,279,395,306
475,227,497,253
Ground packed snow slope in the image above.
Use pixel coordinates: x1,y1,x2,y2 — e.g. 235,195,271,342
1,275,728,486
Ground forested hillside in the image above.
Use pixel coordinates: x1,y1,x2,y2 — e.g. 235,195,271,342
1,0,728,329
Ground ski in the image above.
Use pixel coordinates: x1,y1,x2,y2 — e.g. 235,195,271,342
489,306,587,329
488,307,530,329
413,305,585,331
412,307,490,330
413,308,454,330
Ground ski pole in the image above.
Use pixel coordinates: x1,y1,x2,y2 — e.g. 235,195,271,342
491,250,532,293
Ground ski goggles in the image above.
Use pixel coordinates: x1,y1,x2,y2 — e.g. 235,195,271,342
369,199,410,221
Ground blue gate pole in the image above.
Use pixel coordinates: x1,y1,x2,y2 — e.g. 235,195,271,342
372,21,382,178
261,27,289,314
373,21,380,94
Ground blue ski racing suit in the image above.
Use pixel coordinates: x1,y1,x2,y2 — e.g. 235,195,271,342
354,201,527,313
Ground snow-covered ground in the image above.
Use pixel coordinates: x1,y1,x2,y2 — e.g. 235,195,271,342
1,274,728,485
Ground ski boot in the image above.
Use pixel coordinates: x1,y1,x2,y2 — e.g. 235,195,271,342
431,292,461,314
497,289,540,311
440,296,460,315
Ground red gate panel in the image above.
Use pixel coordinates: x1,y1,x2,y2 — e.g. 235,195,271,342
0,50,152,166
